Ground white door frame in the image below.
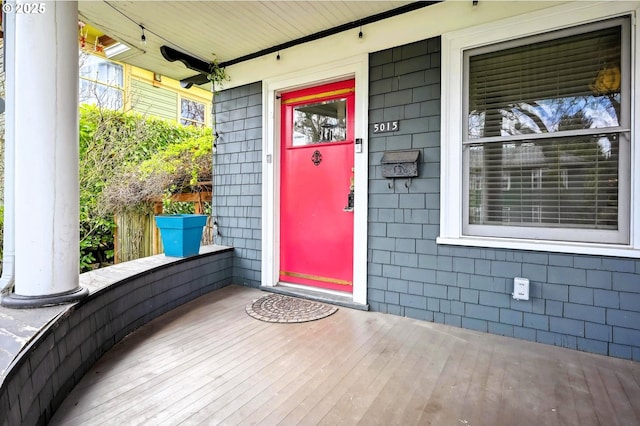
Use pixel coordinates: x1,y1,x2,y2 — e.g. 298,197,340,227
261,55,369,305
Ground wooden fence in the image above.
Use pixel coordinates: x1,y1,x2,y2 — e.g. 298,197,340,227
114,191,213,263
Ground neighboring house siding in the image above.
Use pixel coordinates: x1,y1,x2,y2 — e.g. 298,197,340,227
130,79,178,122
213,82,262,288
368,37,640,361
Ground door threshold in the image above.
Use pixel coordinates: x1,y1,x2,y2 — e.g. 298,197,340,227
259,284,369,311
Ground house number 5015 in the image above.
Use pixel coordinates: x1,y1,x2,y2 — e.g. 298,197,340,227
372,121,399,133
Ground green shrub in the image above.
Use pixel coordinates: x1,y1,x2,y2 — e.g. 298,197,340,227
102,134,212,211
79,105,211,271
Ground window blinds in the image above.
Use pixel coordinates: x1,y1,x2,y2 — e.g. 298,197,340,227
465,23,625,233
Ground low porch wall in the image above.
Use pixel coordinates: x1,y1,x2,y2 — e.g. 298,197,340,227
0,245,233,426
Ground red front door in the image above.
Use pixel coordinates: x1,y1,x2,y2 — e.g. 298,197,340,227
279,79,355,292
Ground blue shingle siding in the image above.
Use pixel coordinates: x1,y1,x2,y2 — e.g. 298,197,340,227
214,82,262,288
368,37,640,360
212,41,640,360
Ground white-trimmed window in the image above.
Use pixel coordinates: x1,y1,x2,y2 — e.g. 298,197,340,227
440,3,639,256
79,53,124,110
180,98,206,127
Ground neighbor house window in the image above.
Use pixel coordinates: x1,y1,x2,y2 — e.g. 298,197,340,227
462,17,630,244
180,98,206,127
79,53,124,110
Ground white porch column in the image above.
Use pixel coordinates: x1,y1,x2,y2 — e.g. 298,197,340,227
1,1,88,307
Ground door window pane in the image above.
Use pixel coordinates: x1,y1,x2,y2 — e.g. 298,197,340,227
292,98,347,146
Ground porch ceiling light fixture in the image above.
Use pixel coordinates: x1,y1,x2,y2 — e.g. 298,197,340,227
140,25,147,45
104,42,131,58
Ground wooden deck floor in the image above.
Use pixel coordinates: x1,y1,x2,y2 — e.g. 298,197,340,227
50,285,640,426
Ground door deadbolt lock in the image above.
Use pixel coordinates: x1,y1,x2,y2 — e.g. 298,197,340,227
343,191,354,212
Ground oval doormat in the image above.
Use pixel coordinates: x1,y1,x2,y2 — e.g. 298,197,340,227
246,293,338,323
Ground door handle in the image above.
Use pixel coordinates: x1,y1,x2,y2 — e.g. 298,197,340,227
343,171,354,212
343,191,354,212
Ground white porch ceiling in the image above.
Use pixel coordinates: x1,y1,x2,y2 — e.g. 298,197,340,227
78,1,419,88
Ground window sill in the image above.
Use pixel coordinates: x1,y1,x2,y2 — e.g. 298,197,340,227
436,236,640,259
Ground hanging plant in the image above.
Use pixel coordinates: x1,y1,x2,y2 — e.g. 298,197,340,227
207,56,230,89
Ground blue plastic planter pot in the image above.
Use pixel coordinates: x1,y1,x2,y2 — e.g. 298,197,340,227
155,214,208,257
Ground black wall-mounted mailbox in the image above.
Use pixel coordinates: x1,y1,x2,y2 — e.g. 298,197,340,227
381,149,420,178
